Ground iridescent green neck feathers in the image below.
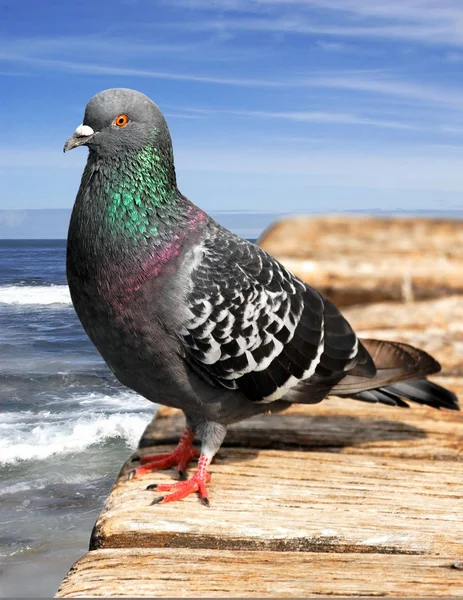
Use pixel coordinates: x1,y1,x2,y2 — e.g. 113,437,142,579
104,144,178,240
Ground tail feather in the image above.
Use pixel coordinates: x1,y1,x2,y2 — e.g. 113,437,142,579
350,378,459,411
352,387,410,408
332,338,441,395
332,338,459,411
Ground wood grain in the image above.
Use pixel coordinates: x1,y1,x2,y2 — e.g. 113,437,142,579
89,440,463,556
57,549,463,598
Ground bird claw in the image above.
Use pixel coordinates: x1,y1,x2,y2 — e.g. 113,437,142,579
177,469,187,481
131,450,198,478
147,470,211,505
150,496,165,505
129,427,199,479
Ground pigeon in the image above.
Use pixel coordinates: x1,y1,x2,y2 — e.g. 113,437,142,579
64,88,459,506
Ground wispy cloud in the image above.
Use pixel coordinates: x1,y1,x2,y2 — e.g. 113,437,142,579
0,54,288,87
186,17,463,47
178,149,463,193
315,40,349,52
0,33,273,65
0,70,34,77
304,76,463,110
0,36,193,58
257,0,463,24
440,125,463,134
164,112,210,120
168,104,463,135
173,0,463,47
180,106,419,130
444,52,463,63
0,148,85,170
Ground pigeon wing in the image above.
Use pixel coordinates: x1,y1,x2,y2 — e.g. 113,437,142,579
179,228,372,403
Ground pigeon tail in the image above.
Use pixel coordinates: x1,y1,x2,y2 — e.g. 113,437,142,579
332,338,459,410
349,378,459,410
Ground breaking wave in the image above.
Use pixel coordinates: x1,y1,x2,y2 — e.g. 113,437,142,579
0,285,72,306
0,391,155,465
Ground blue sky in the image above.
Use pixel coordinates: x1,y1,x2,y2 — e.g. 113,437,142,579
2,0,463,213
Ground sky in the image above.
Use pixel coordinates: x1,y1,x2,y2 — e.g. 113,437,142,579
2,0,463,213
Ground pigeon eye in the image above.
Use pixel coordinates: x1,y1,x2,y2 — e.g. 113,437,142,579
114,114,129,128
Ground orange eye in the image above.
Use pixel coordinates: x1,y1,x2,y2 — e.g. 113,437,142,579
114,114,129,127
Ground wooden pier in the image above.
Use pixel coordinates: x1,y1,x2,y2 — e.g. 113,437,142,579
57,377,463,594
56,218,463,597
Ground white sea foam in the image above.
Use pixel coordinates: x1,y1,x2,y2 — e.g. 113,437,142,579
0,390,155,465
0,285,72,306
0,411,152,465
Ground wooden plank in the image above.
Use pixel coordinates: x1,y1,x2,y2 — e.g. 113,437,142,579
89,442,463,555
84,371,463,556
344,296,463,333
56,549,463,598
142,377,463,460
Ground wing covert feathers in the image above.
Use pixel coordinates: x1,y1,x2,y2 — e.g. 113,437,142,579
181,228,361,403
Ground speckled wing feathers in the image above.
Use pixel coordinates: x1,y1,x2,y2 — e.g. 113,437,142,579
180,228,368,403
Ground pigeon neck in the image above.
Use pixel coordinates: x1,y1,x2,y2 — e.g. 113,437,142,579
102,144,181,241
68,144,208,294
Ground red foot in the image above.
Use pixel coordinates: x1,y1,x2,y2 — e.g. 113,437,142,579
131,427,199,480
148,453,212,506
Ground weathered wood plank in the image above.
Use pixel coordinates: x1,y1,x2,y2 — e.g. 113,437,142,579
89,439,463,555
142,377,463,460
56,549,463,598
83,366,463,556
345,296,463,333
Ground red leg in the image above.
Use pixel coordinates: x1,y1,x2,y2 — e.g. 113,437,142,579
129,426,199,480
147,452,212,506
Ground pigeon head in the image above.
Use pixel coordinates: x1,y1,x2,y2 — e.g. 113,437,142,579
63,88,172,157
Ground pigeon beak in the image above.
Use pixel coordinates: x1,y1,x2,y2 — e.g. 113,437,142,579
63,124,95,152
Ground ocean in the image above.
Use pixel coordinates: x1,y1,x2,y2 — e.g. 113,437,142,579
0,239,154,597
0,214,268,598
